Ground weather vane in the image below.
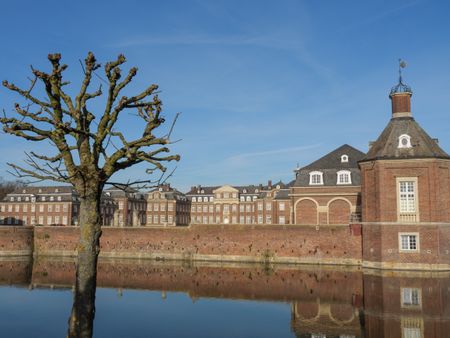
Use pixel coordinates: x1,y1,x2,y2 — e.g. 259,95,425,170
398,58,407,84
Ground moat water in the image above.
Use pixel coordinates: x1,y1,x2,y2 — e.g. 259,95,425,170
0,257,449,338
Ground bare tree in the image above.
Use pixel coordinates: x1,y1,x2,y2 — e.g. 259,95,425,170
0,178,27,200
1,53,180,337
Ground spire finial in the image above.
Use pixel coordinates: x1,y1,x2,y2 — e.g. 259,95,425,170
398,59,407,84
390,59,411,96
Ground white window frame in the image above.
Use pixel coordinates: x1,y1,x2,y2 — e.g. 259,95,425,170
398,134,412,148
309,171,324,185
341,154,349,163
397,177,419,222
337,170,352,185
401,287,422,308
399,232,419,252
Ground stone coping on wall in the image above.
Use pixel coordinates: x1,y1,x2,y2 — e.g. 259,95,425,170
362,260,450,271
362,222,450,226
35,250,362,267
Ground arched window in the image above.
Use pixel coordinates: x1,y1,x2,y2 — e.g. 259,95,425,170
341,154,349,163
309,171,324,185
398,134,412,148
337,170,352,185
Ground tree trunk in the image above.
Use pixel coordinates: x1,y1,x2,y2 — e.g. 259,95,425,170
68,192,102,338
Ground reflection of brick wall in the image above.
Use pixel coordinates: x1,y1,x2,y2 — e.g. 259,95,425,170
31,258,363,303
364,273,450,338
33,224,362,265
0,258,32,285
0,226,33,256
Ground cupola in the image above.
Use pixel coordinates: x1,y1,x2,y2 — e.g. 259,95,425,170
389,59,412,118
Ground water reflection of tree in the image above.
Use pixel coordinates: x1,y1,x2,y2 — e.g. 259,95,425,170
1,53,179,337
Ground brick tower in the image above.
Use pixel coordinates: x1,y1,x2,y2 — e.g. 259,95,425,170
359,63,450,270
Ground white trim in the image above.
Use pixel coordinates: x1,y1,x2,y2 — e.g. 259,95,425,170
341,154,349,163
398,134,412,149
309,171,324,185
336,170,352,185
396,177,419,222
398,232,420,252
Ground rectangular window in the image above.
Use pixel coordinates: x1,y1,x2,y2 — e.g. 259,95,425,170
279,202,285,211
279,216,286,224
62,216,68,225
147,215,153,224
239,205,244,212
168,215,173,223
399,233,419,252
154,215,159,224
7,205,12,212
246,205,251,212
47,216,52,225
257,203,263,211
63,204,68,212
168,203,173,211
203,205,208,212
232,204,237,212
266,203,271,211
246,216,251,224
398,178,418,222
258,215,263,224
401,288,421,308
23,216,28,225
209,205,214,213
55,216,60,224
15,205,19,212
39,205,44,212
266,215,272,224
23,205,28,212
55,205,60,212
154,203,159,211
160,204,165,211
48,205,53,212
161,215,166,222
239,216,244,224
215,205,221,212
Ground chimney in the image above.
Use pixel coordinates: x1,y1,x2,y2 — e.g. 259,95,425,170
389,59,412,119
268,180,272,189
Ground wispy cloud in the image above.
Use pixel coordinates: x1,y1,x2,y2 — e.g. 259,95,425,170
108,33,302,50
227,143,321,162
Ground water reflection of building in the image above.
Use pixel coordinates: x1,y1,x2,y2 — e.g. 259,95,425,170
364,271,450,338
3,257,450,337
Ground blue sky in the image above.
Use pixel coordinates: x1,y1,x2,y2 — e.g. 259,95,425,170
1,0,450,192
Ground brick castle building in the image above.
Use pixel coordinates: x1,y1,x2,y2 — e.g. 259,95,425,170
1,70,449,270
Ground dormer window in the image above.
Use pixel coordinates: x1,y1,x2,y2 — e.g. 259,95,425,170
398,134,412,148
341,154,349,163
192,197,196,202
243,189,247,193
337,170,352,185
309,171,323,185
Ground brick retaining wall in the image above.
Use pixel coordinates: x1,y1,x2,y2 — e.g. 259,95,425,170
0,226,33,257
33,224,362,266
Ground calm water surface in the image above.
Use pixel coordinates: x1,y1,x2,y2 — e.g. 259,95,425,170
0,257,449,337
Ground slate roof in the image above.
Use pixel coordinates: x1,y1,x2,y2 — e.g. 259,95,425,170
1,185,79,203
294,144,366,187
361,116,450,162
185,182,289,197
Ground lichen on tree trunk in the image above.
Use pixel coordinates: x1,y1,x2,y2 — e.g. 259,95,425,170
67,193,102,338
